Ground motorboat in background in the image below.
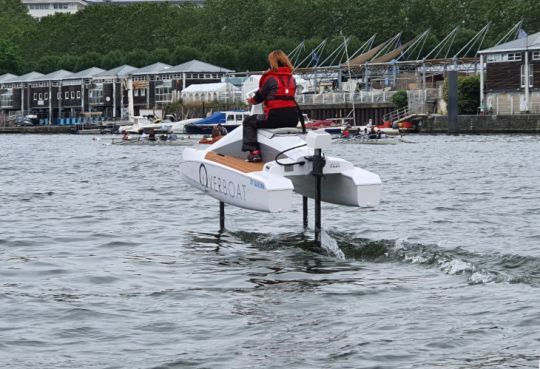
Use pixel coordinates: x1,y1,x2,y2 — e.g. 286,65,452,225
117,116,156,134
184,111,250,135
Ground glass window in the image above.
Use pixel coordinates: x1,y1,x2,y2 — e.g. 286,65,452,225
65,91,69,99
155,86,171,102
39,93,43,100
33,93,37,100
71,91,75,99
521,64,533,88
77,91,81,99
45,92,48,100
532,51,540,60
507,53,522,61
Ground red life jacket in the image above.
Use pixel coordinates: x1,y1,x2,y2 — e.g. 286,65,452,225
259,67,297,115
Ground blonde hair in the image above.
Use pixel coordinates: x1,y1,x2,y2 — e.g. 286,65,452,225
268,50,293,71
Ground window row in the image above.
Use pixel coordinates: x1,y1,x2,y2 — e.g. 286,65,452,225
487,51,540,63
133,73,222,81
134,88,146,97
32,91,81,101
27,3,50,9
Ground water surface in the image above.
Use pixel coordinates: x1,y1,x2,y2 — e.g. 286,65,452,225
0,134,539,368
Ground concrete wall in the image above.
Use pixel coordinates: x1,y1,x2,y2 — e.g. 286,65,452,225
422,114,540,134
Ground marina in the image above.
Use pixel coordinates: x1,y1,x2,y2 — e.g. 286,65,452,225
1,133,539,368
2,3,540,368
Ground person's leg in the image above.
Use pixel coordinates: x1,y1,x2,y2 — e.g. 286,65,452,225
242,115,261,152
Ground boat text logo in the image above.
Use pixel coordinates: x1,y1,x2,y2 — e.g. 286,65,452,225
198,164,246,201
199,164,208,187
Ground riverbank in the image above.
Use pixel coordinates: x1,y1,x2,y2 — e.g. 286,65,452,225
0,125,75,134
2,114,540,134
421,114,540,134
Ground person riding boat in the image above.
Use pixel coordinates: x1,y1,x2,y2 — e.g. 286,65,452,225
242,50,301,163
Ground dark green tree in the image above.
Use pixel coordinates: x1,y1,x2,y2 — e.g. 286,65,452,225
391,89,408,108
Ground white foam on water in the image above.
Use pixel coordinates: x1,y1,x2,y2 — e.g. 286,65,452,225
394,237,408,250
439,258,475,275
320,229,345,260
403,254,431,264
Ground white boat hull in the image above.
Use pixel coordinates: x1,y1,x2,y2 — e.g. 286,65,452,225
180,126,381,212
182,148,294,212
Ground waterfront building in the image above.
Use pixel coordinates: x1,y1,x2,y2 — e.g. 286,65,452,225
23,0,88,19
0,72,44,120
130,59,233,116
1,59,236,123
130,62,171,117
479,32,540,114
90,65,137,119
27,69,73,124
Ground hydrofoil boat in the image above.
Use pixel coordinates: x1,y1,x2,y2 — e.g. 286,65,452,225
180,125,381,213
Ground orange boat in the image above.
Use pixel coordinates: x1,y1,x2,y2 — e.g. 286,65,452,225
199,136,223,145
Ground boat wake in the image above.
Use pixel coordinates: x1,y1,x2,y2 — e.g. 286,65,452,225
224,230,540,286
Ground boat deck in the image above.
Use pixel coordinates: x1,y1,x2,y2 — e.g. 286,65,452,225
205,151,265,173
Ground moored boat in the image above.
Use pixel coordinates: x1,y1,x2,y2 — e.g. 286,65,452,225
184,111,250,135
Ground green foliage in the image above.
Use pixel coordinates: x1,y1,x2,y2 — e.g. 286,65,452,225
391,90,408,108
457,75,480,114
1,0,540,75
443,75,480,114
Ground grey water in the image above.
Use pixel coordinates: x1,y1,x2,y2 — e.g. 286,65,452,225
0,134,539,369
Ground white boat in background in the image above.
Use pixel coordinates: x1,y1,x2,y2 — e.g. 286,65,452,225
117,116,155,134
168,118,202,134
180,126,381,212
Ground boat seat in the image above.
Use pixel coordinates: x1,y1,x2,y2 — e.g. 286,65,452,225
267,127,303,134
205,151,265,173
261,127,304,138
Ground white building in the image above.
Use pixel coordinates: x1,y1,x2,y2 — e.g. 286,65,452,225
23,0,88,19
181,82,240,103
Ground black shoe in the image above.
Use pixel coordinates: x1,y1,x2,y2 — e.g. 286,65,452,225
247,150,262,162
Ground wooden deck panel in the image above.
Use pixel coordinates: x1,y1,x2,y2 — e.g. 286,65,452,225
205,151,265,173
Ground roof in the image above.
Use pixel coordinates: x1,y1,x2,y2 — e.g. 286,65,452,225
7,71,45,83
181,82,239,93
33,69,74,82
166,59,234,73
94,64,137,79
66,67,105,79
0,73,18,83
131,62,171,75
479,32,540,54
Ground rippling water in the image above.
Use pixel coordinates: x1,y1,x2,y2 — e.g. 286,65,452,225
1,134,539,368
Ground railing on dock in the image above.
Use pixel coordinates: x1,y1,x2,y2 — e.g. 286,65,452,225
383,106,411,123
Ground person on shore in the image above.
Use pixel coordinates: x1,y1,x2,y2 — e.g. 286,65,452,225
242,50,301,162
122,130,129,141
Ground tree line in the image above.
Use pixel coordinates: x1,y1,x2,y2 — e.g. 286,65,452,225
1,0,539,75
